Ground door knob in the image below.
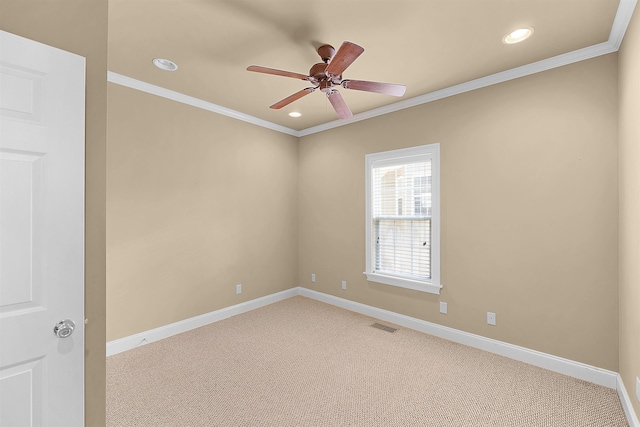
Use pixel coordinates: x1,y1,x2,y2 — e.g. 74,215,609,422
53,319,76,338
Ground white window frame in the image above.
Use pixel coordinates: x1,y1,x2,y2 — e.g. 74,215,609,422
364,144,441,294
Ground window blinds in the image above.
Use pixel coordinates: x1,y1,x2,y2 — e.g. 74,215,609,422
372,157,432,280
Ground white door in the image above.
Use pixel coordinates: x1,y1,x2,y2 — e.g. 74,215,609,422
0,30,85,426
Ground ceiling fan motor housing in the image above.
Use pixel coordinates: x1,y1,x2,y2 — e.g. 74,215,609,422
310,63,328,81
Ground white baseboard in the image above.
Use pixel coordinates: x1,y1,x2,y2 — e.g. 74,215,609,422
106,288,298,356
297,287,618,389
300,288,640,426
617,374,640,427
106,286,639,426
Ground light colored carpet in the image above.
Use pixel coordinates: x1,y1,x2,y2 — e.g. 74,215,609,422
107,296,629,426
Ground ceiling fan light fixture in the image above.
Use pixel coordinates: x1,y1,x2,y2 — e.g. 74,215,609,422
288,112,302,118
152,58,179,71
502,27,534,44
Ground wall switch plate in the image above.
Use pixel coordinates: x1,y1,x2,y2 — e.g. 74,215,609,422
439,302,448,314
636,377,640,402
311,273,316,283
341,280,347,290
235,284,242,294
487,312,496,326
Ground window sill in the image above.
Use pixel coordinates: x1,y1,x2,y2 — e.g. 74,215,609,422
363,272,442,295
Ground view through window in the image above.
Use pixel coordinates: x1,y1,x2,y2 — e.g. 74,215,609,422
365,144,441,294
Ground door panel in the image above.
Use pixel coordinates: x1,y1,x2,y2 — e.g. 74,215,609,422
0,30,85,427
0,358,45,426
0,151,43,312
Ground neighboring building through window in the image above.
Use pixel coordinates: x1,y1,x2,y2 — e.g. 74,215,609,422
364,144,441,294
413,176,431,216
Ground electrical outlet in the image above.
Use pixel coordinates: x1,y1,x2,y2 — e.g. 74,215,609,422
236,284,242,294
341,280,347,290
311,273,316,283
439,302,448,314
487,312,496,326
636,377,640,402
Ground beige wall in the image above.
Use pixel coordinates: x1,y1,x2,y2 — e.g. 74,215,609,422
0,1,108,425
619,5,640,418
299,54,619,371
106,84,299,341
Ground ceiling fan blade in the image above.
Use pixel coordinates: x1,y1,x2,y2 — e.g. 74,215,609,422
342,79,407,97
247,65,309,80
269,87,315,109
327,90,353,119
325,41,364,76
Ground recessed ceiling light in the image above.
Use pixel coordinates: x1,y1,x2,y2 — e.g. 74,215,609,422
152,58,178,71
288,112,302,118
502,27,534,45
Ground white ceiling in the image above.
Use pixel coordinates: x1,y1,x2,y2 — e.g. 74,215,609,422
107,0,635,134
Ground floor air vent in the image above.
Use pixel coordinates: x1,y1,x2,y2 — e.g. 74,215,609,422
371,323,397,333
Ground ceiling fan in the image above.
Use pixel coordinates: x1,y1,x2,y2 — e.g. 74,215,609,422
247,41,406,119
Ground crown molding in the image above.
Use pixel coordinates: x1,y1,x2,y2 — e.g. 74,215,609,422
107,0,637,138
299,0,637,136
107,71,299,137
610,0,639,49
299,41,617,136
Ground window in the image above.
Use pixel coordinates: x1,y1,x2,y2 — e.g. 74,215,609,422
364,144,441,294
413,176,431,216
